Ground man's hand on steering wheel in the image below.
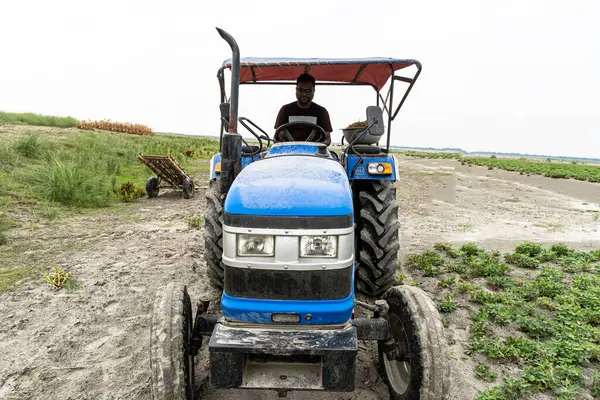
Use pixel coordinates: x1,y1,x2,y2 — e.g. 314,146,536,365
274,121,327,143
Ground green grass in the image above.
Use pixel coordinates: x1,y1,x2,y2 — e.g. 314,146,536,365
404,242,600,399
0,124,220,242
0,110,79,128
0,126,218,207
460,157,600,183
395,149,600,183
0,266,36,292
188,215,204,229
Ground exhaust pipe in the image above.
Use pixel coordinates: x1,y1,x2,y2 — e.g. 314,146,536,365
216,27,242,196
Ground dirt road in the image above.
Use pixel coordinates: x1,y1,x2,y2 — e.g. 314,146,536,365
1,156,599,400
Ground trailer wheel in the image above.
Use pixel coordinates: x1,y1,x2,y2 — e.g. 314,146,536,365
150,283,195,400
379,285,450,400
204,181,225,288
183,178,195,199
146,176,160,198
355,180,399,296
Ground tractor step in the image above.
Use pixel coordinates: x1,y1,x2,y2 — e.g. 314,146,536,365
208,322,357,392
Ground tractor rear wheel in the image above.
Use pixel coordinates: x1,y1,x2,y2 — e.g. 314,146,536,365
355,180,400,296
150,283,195,400
379,285,450,400
204,180,225,289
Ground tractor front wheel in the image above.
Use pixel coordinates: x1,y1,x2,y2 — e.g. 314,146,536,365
355,180,399,296
379,285,450,400
150,283,195,400
204,181,225,289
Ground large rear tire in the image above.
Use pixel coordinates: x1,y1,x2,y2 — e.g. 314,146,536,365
150,283,195,400
355,180,400,296
379,285,451,400
204,181,225,289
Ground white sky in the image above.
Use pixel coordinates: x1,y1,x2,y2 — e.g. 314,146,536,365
1,0,599,158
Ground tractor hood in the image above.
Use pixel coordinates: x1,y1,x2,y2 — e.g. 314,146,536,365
223,156,353,217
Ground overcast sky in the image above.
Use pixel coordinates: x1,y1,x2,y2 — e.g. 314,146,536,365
1,0,599,158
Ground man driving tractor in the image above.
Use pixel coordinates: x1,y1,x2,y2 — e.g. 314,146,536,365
274,73,333,146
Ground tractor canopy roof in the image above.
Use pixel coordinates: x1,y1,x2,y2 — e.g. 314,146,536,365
219,57,420,91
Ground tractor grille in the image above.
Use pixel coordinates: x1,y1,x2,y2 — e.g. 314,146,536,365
224,266,353,300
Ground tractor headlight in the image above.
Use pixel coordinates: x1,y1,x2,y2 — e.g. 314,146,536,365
367,162,393,175
300,236,337,258
237,234,275,256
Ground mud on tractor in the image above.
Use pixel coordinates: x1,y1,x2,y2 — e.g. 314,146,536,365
149,28,450,399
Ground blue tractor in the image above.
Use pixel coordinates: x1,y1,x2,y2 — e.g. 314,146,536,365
149,28,450,400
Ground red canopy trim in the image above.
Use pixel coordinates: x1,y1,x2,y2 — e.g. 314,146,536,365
221,57,419,91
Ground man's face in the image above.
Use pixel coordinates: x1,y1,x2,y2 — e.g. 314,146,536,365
296,81,315,105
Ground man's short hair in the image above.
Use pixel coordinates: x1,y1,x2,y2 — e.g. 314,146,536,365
296,73,316,86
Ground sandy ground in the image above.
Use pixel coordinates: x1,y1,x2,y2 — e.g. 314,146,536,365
1,155,599,400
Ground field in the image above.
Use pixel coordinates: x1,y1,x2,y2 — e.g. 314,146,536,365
400,150,600,183
1,122,600,399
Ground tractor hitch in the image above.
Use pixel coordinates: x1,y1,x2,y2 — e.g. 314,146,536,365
190,300,219,356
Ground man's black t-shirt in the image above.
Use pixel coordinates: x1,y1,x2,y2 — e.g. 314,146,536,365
274,102,333,141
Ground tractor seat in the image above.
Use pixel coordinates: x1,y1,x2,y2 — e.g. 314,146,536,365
242,145,260,154
348,144,383,155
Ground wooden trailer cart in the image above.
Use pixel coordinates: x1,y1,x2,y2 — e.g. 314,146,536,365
137,154,196,199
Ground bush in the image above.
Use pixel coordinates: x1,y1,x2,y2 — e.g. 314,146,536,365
115,182,145,203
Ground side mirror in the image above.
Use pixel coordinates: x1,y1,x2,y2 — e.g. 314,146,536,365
220,102,230,128
366,106,385,136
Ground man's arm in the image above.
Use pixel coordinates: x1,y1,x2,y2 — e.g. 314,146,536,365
320,107,333,146
274,106,287,141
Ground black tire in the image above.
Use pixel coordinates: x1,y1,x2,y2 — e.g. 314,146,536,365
146,176,160,198
204,181,225,289
183,178,195,199
354,180,400,296
150,283,195,400
378,285,451,400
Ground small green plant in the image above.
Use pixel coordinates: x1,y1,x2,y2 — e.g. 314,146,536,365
515,242,543,257
448,339,456,345
406,251,444,270
438,276,456,289
505,252,540,269
475,363,497,382
592,373,600,398
460,243,481,256
0,212,9,246
439,292,457,313
456,281,476,293
63,277,82,293
115,182,145,203
395,273,406,285
486,276,515,291
43,266,71,290
188,215,204,229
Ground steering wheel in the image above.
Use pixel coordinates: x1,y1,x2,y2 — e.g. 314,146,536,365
274,121,326,143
